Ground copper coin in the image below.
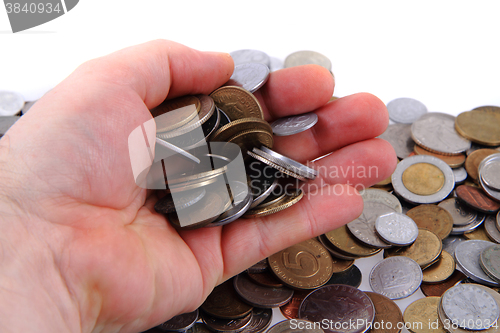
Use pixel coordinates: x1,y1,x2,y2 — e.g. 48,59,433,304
456,184,500,214
279,289,311,320
420,270,466,297
465,148,499,182
414,144,466,168
210,86,264,121
201,310,253,332
364,292,403,333
247,271,283,288
233,273,294,309
246,259,269,274
200,279,253,319
384,229,442,268
406,204,453,239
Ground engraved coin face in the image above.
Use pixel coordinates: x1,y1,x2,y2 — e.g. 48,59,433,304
384,229,442,268
386,97,428,124
441,284,500,330
454,240,500,287
378,123,414,159
284,50,332,71
271,113,318,136
420,270,467,297
406,204,453,239
369,256,423,300
210,86,264,121
375,212,419,246
0,90,24,116
226,63,270,93
230,49,271,67
403,297,446,333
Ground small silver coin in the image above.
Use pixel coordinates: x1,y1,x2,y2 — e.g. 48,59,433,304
450,214,485,235
375,212,419,246
479,160,500,203
225,63,270,93
21,100,37,114
247,161,280,209
438,198,478,226
411,112,471,155
156,309,199,332
269,57,283,72
267,319,324,333
271,113,318,136
252,146,317,179
208,182,253,227
454,240,500,287
369,256,422,300
480,244,500,283
0,90,24,116
230,49,271,67
452,166,468,184
441,284,499,330
386,97,428,124
377,123,414,159
0,115,20,137
392,155,455,204
442,235,467,258
484,215,500,244
346,189,402,249
481,160,500,191
284,50,332,71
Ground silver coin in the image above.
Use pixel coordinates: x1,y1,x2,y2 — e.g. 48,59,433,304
484,215,500,244
284,50,332,71
480,153,500,191
438,198,478,226
247,161,280,209
267,319,324,333
225,63,270,93
155,138,200,164
451,214,485,235
481,244,500,283
254,146,317,179
454,240,500,287
0,90,24,116
377,123,414,159
375,212,418,246
411,112,471,155
386,97,428,124
0,115,20,137
21,100,37,114
369,256,422,300
392,155,455,204
441,284,499,330
442,235,467,258
271,113,318,136
230,49,271,67
453,166,468,184
269,57,283,72
346,189,402,249
208,181,252,227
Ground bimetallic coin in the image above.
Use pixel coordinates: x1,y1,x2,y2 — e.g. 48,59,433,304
375,212,419,246
0,90,24,116
156,309,199,332
210,86,264,121
406,204,453,240
480,244,500,283
233,274,293,308
267,319,324,333
386,97,428,124
465,148,499,183
226,63,269,93
420,270,467,297
298,284,375,333
364,292,403,333
414,144,466,168
455,107,500,146
454,240,500,287
392,155,455,204
411,113,471,155
481,159,500,191
422,250,456,284
200,279,253,319
378,123,414,159
230,49,271,67
284,50,332,71
453,167,468,184
0,115,20,137
456,185,500,214
438,198,479,226
402,162,445,195
201,311,253,333
369,256,423,300
403,297,446,333
484,215,500,243
441,284,499,330
271,113,318,136
384,229,442,268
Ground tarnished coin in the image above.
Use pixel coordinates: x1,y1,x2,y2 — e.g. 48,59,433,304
210,86,264,121
411,113,471,155
442,235,467,257
298,284,375,333
456,185,500,214
369,256,423,300
185,323,211,333
247,271,283,288
151,95,201,133
422,250,456,284
247,259,269,274
201,310,253,333
455,107,500,146
406,204,453,239
364,292,403,333
226,63,270,93
0,115,20,137
484,215,500,243
324,265,362,288
279,290,310,320
420,270,466,297
392,155,455,204
414,144,466,168
403,297,446,333
284,50,332,71
441,284,500,330
453,167,468,184
233,274,293,308
243,189,303,218
156,309,199,332
384,228,442,268
347,189,402,248
0,90,24,116
267,319,324,333
480,244,500,283
230,49,271,67
386,97,428,124
239,308,273,333
465,148,499,183
454,240,500,287
200,279,253,319
154,188,206,214
268,238,334,290
375,212,419,246
323,225,381,257
378,123,414,159
438,198,479,226
271,113,318,136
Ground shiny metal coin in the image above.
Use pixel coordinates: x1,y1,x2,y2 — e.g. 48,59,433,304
484,215,500,243
442,235,467,258
155,138,200,164
225,63,269,93
369,256,422,300
375,212,419,246
247,161,280,209
392,155,455,204
154,188,206,214
450,214,485,235
454,240,500,287
233,274,293,308
377,123,414,159
284,50,332,71
267,319,324,333
271,113,318,136
411,113,471,155
438,198,478,226
0,90,24,116
480,244,500,282
453,166,468,184
481,159,500,191
269,57,283,72
0,115,20,137
479,154,500,202
386,97,428,124
208,182,253,227
218,108,231,128
156,309,199,332
230,49,271,67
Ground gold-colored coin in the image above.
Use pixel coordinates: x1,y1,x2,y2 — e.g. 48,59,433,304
370,184,393,192
210,86,264,120
406,204,453,239
268,238,334,289
374,174,392,186
330,257,355,273
465,148,499,182
384,228,442,268
227,129,273,154
402,162,445,195
464,224,490,241
414,144,466,168
455,107,500,146
422,250,456,284
243,189,303,218
403,297,446,333
324,225,380,257
212,118,272,143
329,96,339,102
150,95,201,133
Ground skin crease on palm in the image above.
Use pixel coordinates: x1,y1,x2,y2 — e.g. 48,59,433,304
0,40,396,333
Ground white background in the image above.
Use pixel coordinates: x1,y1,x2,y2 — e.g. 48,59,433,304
1,1,500,332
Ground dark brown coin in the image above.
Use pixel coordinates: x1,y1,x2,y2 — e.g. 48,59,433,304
324,265,362,288
247,271,283,288
279,290,311,320
414,144,466,168
200,279,253,319
186,323,212,333
246,259,269,274
240,308,272,333
201,310,253,333
298,284,375,333
233,274,293,308
156,309,199,332
420,270,466,297
456,185,500,214
465,148,499,182
406,204,453,239
364,292,403,333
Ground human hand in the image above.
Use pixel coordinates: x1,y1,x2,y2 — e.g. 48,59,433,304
0,40,396,333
